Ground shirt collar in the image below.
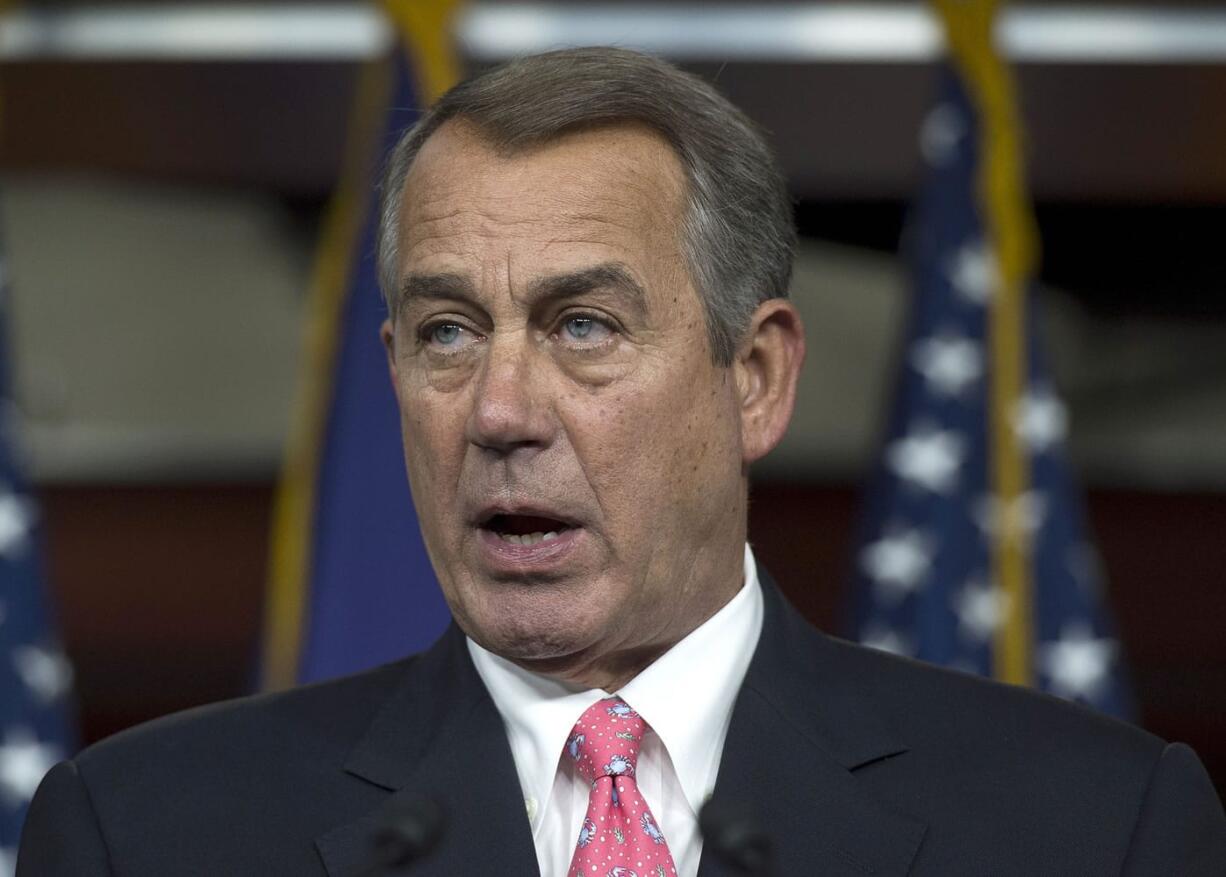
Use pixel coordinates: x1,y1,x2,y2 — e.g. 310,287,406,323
618,545,763,813
467,544,764,820
466,639,594,828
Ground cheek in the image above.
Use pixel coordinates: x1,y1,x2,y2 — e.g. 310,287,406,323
560,361,738,522
397,381,469,510
662,374,741,498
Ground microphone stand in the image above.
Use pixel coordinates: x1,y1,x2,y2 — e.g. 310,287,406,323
698,796,773,876
360,796,446,876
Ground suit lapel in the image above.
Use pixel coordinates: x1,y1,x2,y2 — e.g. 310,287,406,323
315,625,540,877
698,572,927,877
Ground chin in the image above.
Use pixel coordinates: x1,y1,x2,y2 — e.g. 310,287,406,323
473,621,596,666
462,589,613,665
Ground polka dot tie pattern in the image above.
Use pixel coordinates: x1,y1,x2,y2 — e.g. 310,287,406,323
565,697,678,877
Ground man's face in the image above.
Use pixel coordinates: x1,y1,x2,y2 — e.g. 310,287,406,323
382,120,750,680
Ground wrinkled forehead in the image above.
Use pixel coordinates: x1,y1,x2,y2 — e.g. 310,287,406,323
395,119,691,273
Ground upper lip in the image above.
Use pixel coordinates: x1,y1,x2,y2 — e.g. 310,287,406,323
470,502,584,530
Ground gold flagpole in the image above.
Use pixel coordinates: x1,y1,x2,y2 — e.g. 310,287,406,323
930,0,1040,687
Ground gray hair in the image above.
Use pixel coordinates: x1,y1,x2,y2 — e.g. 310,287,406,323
376,46,795,365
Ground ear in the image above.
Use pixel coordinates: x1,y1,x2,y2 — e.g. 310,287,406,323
732,299,805,465
379,318,399,389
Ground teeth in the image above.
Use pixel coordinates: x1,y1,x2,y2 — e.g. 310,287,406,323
498,531,561,546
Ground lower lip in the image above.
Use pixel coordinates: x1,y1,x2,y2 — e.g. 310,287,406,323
477,526,585,572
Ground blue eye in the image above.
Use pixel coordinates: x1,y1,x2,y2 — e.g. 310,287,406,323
565,317,594,339
419,320,481,357
560,315,612,345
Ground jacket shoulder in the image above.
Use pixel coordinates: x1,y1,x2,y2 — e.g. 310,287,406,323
54,659,415,874
78,657,412,779
823,633,1162,766
820,636,1226,872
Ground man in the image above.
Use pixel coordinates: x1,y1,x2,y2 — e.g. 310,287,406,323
19,47,1226,876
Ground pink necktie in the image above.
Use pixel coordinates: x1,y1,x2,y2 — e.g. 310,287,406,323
565,697,679,877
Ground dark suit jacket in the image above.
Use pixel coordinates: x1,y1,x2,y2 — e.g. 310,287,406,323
19,572,1226,875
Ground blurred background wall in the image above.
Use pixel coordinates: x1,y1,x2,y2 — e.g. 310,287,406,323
2,0,1225,792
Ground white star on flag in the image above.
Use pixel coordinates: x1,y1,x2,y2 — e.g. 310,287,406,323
974,491,1048,543
920,102,967,167
910,333,983,397
947,240,999,305
887,424,966,494
1038,623,1118,703
0,846,14,877
0,489,33,559
860,624,914,657
1013,387,1068,453
952,579,1010,642
861,529,934,604
0,728,62,807
13,645,74,705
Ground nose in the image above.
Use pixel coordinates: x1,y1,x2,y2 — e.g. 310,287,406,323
465,332,554,454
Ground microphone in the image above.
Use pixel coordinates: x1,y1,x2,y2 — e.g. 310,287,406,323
698,796,773,876
364,796,446,875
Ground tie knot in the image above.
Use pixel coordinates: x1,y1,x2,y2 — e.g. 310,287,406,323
564,697,647,785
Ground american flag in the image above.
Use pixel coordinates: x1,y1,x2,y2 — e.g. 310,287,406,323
848,61,1132,720
0,224,76,869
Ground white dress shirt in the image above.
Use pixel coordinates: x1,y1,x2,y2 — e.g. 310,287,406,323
468,545,764,877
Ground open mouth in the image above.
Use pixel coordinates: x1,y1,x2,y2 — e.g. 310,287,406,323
482,513,577,546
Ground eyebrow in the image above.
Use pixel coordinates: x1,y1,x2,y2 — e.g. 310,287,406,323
397,262,647,314
527,263,647,313
396,272,475,312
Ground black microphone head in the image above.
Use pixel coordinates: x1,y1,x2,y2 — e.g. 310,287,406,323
370,796,446,872
698,796,772,875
